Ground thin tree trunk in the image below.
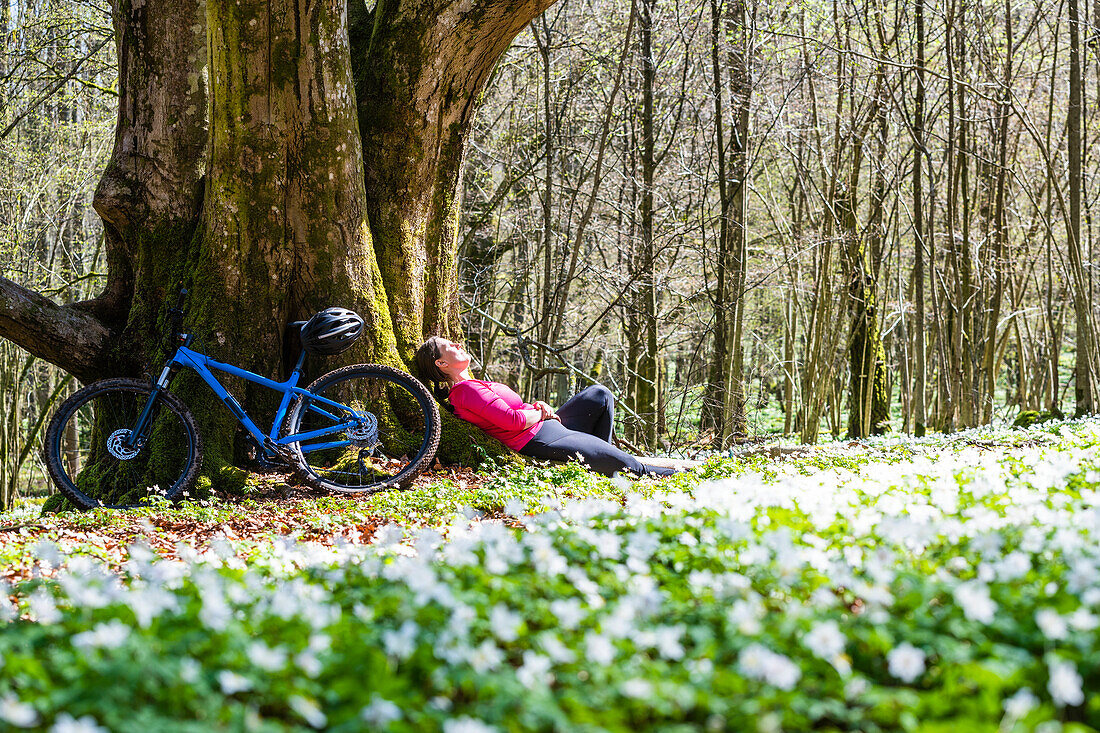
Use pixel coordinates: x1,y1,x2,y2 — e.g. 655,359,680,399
980,0,1013,423
633,0,659,447
723,0,751,442
912,0,927,435
845,64,891,439
1069,0,1098,414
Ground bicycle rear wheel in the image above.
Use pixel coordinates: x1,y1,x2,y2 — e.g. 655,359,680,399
44,378,202,510
285,364,440,493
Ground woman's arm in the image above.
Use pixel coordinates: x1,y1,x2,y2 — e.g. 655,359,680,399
519,408,543,429
452,381,543,431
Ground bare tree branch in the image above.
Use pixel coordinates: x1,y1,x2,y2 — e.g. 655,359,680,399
0,278,112,382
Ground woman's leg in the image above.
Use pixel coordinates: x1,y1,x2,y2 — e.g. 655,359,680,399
554,385,615,442
520,420,676,477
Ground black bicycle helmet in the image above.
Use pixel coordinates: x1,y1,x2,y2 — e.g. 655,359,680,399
300,307,364,355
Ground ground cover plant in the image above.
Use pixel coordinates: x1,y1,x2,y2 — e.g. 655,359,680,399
2,422,1100,731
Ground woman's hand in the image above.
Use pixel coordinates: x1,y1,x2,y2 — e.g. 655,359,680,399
534,401,561,422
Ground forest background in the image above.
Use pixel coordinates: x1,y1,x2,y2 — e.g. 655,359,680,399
2,0,1098,508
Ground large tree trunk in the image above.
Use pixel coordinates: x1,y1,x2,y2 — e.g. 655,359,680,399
350,0,553,362
0,0,209,384
0,0,558,503
92,0,210,341
174,0,402,476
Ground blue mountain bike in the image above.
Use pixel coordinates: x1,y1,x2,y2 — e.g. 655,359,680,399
43,292,441,510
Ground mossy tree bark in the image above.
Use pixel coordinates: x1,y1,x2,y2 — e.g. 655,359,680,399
176,0,402,475
349,0,556,363
838,75,890,439
0,0,559,498
1,0,208,385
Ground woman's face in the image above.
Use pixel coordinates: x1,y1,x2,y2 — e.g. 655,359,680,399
434,339,470,374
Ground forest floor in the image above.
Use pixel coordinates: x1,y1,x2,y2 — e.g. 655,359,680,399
0,435,848,579
0,427,1057,584
1,419,1095,730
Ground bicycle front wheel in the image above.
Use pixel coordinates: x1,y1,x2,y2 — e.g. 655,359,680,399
44,378,202,510
285,364,440,493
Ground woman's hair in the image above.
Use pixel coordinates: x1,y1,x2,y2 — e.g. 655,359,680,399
415,336,456,412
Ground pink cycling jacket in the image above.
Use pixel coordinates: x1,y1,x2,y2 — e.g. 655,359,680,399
449,379,543,450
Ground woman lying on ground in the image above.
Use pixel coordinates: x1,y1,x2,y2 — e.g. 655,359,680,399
415,337,678,478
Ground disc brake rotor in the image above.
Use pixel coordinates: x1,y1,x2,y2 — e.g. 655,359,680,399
106,429,140,460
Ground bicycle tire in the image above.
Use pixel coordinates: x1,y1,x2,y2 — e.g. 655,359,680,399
44,378,203,510
284,364,440,493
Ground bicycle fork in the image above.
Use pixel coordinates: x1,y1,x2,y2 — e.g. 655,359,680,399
118,365,173,457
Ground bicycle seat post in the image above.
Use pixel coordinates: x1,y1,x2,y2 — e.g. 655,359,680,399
291,349,307,380
288,320,309,383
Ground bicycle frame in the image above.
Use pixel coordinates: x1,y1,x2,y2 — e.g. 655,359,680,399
131,344,362,458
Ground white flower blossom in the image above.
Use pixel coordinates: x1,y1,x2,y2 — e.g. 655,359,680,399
1069,607,1099,631
358,695,402,721
179,658,202,684
442,717,498,733
602,602,637,640
592,530,622,560
540,633,576,664
727,597,764,635
1035,608,1069,640
72,620,130,650
803,620,846,661
652,625,685,661
469,640,504,674
1047,657,1084,707
886,643,926,683
49,713,108,733
128,585,180,629
382,620,420,660
247,641,287,672
620,678,653,698
953,582,997,624
27,587,61,625
361,695,402,726
489,604,522,643
994,551,1031,582
516,651,553,689
550,598,585,630
738,643,801,690
199,592,232,631
585,632,616,666
289,695,326,729
1003,688,1038,719
217,670,253,695
33,540,62,568
0,695,39,728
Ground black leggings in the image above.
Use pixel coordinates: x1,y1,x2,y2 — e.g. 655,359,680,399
519,385,677,478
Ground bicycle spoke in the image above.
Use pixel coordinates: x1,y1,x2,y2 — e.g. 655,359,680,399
286,365,439,493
